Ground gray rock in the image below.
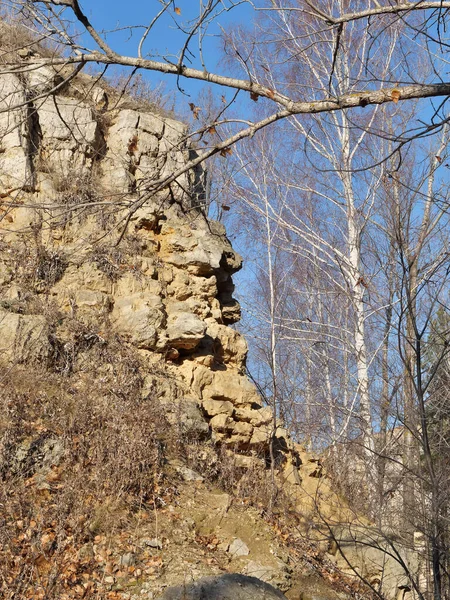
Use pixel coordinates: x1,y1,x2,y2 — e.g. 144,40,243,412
177,399,210,439
12,434,64,476
144,538,163,550
243,560,291,591
17,47,35,58
176,465,204,482
37,95,100,177
111,294,164,349
156,574,287,600
27,65,63,95
120,552,136,567
160,397,209,440
166,312,206,350
228,538,250,557
0,310,49,363
0,74,28,189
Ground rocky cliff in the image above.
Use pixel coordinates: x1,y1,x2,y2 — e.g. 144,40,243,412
0,42,288,461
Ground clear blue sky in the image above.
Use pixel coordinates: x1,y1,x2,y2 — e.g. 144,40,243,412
80,1,255,107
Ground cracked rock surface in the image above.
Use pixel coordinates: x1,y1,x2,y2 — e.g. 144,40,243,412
0,56,291,462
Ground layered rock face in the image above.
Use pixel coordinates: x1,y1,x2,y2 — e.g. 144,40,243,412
0,50,284,461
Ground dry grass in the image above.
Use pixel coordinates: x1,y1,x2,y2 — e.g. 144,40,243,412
0,332,292,598
103,72,175,118
89,245,125,283
0,14,63,63
0,335,175,598
0,237,67,294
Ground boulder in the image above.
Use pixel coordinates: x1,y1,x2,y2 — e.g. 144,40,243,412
159,222,241,277
0,310,49,363
156,574,287,600
37,96,101,177
250,425,272,446
111,293,164,349
228,420,254,444
210,413,233,432
26,65,64,95
243,561,292,592
0,74,29,190
162,397,210,440
176,465,204,482
202,370,262,407
228,538,250,557
206,322,248,366
202,398,234,417
229,453,266,469
166,312,206,350
13,434,64,475
235,406,273,427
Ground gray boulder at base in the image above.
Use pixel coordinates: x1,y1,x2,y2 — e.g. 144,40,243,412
157,574,288,600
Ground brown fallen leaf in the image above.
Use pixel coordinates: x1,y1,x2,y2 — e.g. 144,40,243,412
35,554,51,577
46,466,61,482
73,585,85,596
40,531,55,550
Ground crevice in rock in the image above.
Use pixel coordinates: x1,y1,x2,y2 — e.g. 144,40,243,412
17,73,42,192
188,148,209,215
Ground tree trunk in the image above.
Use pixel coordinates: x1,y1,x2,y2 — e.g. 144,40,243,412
340,123,375,488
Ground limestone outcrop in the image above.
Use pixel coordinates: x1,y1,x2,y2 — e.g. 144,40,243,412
0,50,288,466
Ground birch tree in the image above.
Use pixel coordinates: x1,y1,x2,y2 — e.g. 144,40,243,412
227,121,450,599
225,125,371,454
383,128,450,599
225,3,406,482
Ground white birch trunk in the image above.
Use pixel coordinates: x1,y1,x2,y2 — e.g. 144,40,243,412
340,119,375,472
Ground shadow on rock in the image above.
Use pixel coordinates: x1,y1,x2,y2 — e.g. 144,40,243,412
157,573,288,600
